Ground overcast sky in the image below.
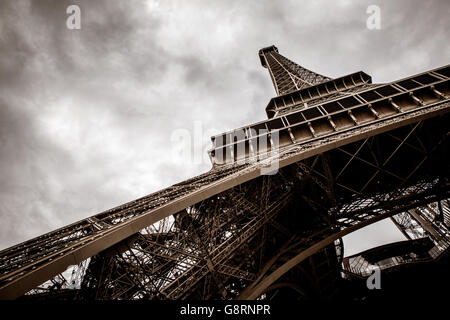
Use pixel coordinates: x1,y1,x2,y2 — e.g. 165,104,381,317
0,0,449,256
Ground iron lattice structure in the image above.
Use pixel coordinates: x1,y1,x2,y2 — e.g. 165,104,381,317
0,46,449,300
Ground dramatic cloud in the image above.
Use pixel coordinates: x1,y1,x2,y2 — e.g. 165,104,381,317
0,0,448,255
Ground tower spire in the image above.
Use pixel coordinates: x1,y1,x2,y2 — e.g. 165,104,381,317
259,45,330,95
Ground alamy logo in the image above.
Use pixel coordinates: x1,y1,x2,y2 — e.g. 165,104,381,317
170,123,280,175
66,5,81,30
366,5,381,30
366,268,381,290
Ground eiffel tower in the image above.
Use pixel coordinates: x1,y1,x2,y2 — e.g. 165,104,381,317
0,45,449,300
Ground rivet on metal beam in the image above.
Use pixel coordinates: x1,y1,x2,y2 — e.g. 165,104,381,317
327,116,337,131
409,92,423,106
430,85,446,100
287,128,296,143
388,98,402,112
367,103,379,118
307,122,316,137
347,110,358,125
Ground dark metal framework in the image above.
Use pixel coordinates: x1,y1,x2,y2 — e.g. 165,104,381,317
0,46,449,300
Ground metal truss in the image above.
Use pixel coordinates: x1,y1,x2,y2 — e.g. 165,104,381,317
238,181,450,299
343,201,450,279
0,47,449,300
209,64,450,165
259,45,330,95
